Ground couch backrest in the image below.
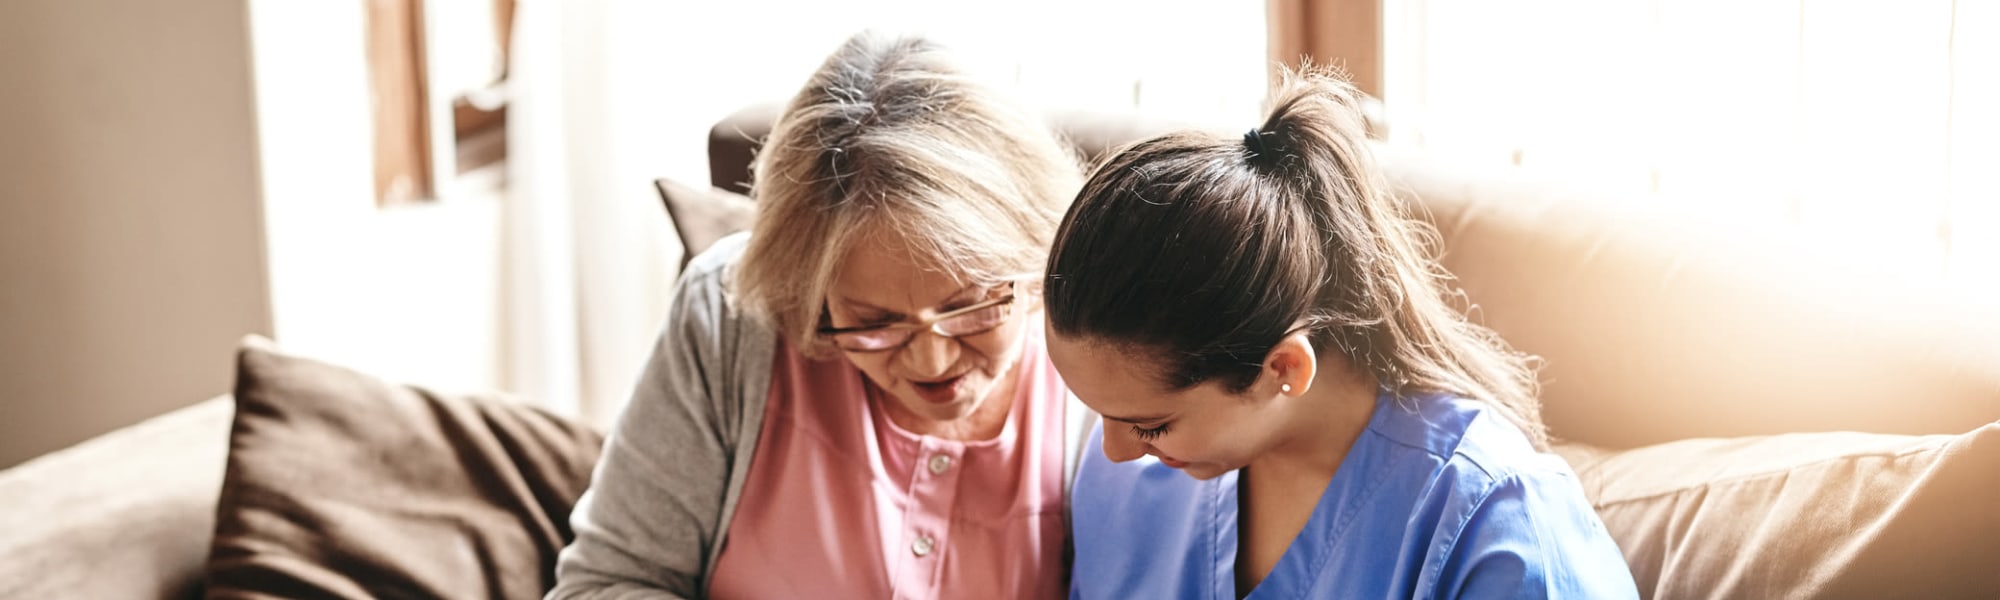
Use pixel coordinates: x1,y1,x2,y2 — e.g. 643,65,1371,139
706,104,2000,449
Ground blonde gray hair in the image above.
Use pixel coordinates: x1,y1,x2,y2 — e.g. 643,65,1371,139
735,31,1080,357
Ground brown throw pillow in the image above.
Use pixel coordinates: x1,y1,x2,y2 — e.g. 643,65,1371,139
655,178,755,269
203,336,604,599
1557,422,2000,599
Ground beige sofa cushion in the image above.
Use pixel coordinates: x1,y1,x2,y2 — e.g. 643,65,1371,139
1557,422,2000,599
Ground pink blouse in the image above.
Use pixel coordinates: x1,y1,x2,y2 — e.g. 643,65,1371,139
707,325,1069,599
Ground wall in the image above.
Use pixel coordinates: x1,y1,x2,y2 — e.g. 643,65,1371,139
0,0,274,467
0,0,512,468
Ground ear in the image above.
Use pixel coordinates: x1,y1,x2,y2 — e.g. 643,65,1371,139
1260,331,1318,398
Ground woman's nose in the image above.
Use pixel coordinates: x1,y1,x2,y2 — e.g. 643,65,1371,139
900,329,958,378
1100,425,1150,463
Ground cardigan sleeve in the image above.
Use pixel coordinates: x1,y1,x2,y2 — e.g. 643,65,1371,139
549,234,771,599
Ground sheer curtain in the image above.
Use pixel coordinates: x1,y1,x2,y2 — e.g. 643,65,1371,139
1381,0,1998,294
502,0,582,416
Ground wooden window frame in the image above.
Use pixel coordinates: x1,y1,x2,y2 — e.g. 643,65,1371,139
367,0,513,206
1267,0,1385,100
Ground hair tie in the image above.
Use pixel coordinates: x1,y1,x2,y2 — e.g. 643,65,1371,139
1243,129,1270,157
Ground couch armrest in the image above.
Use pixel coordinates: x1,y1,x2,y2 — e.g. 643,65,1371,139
0,396,233,600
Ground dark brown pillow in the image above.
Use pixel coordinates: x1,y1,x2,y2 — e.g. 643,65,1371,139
203,336,604,599
1556,422,2000,599
655,178,755,269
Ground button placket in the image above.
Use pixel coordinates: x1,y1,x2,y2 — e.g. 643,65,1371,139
893,439,965,598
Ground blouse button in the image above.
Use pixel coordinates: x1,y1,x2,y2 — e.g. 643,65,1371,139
912,534,935,557
927,454,952,475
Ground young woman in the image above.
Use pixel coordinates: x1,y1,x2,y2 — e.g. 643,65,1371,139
1044,69,1639,598
550,32,1091,599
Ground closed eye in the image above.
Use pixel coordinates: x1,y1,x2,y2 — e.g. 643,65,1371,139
1131,422,1172,441
842,308,901,327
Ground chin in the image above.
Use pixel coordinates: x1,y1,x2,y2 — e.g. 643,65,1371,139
905,396,979,423
1176,464,1233,481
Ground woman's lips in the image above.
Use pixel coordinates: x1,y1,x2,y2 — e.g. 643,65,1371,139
1155,454,1190,469
910,375,967,404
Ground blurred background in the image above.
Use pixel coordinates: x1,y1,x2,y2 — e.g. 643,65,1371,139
1,0,1993,468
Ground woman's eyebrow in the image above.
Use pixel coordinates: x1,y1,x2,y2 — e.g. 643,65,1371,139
833,297,902,319
832,284,983,316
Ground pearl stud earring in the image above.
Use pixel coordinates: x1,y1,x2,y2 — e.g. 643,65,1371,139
1281,384,1292,394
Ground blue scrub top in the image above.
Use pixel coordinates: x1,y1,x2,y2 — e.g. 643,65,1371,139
1069,390,1639,599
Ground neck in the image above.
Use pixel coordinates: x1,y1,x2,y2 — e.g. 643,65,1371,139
1232,356,1377,598
1248,354,1378,480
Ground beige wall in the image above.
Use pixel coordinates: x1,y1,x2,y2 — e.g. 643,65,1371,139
0,0,274,467
0,0,554,469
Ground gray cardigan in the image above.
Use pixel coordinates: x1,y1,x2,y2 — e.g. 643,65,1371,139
548,234,1099,599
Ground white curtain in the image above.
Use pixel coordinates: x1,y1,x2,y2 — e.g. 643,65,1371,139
505,0,705,425
502,0,583,417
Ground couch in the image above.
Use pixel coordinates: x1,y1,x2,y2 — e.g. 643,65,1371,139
0,335,604,600
3,104,1995,600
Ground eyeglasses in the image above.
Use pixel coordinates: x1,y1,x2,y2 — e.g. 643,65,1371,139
819,289,1019,353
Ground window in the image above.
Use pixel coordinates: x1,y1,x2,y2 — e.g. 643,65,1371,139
1381,0,1998,291
365,0,514,206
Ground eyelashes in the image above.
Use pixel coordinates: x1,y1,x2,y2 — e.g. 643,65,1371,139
1131,422,1173,441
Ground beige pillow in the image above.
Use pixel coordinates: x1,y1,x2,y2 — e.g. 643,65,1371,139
1557,422,2000,599
203,337,604,599
655,178,755,269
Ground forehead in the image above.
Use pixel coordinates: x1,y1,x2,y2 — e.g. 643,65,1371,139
1044,326,1191,420
830,227,974,307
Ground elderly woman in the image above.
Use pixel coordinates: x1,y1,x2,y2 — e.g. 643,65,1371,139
548,32,1092,599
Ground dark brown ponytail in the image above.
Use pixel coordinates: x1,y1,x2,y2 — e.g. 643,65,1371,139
1045,67,1548,448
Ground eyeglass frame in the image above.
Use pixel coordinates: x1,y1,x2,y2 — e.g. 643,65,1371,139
816,283,1023,353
